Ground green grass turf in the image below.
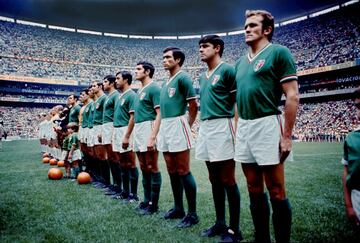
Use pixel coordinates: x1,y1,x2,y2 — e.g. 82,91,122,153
0,140,359,242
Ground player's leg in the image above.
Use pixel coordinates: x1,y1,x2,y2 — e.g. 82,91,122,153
242,163,270,243
163,152,185,219
142,150,161,214
263,163,291,243
126,151,139,202
176,150,199,228
136,151,151,210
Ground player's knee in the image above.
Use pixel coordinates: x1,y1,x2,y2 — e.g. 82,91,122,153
221,175,236,186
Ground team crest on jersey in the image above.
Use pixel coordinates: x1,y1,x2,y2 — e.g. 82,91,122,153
85,107,89,112
96,103,100,109
121,99,125,106
140,92,146,100
212,75,220,85
254,59,265,72
168,88,176,98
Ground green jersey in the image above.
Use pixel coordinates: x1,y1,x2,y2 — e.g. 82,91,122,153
114,88,136,127
235,44,298,120
198,62,236,120
62,135,70,151
103,90,119,124
93,94,107,126
86,101,95,129
68,104,81,124
160,71,196,118
343,129,360,190
134,82,161,123
68,133,80,151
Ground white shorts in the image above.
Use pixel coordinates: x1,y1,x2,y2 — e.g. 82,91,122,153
61,150,68,161
78,127,83,142
81,127,89,144
71,149,82,162
234,114,293,165
102,122,114,145
87,128,95,147
195,118,235,162
158,115,194,153
133,120,155,152
112,126,133,153
352,189,360,221
92,125,103,146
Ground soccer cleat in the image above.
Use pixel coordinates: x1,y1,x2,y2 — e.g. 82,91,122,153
201,223,227,237
140,204,159,215
219,228,243,243
127,194,139,203
136,201,150,211
164,208,185,220
177,213,199,228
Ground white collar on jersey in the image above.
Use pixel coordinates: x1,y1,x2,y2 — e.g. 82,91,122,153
166,70,182,86
206,61,223,79
247,43,272,63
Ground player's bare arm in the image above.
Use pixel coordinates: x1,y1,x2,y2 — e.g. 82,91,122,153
280,80,299,163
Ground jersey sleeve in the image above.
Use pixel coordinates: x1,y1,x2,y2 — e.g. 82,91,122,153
275,46,298,83
128,92,136,114
180,74,197,100
151,85,161,109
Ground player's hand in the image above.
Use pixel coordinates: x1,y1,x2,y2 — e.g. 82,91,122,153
68,155,72,160
279,136,292,163
147,137,156,151
347,207,360,228
122,137,129,150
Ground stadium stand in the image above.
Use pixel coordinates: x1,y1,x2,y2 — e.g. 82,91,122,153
0,3,359,139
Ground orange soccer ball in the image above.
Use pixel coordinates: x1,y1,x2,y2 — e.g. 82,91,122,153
57,161,65,167
77,172,91,184
43,157,50,163
49,158,58,166
48,168,63,180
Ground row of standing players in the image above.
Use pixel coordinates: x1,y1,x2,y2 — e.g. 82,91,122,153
38,11,301,243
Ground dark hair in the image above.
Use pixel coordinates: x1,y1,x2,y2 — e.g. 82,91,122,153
245,10,275,41
116,71,133,85
92,80,104,90
137,61,155,78
104,74,116,84
67,122,79,132
198,35,224,57
68,94,78,100
81,88,89,95
163,47,185,67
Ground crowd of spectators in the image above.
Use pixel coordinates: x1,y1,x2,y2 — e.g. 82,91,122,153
0,100,357,140
0,4,359,84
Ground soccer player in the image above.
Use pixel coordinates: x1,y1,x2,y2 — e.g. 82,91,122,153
68,94,81,124
91,81,110,186
102,75,122,195
133,61,162,215
67,122,82,178
196,35,242,242
234,10,299,243
158,47,199,228
342,88,360,230
113,71,139,201
78,88,91,174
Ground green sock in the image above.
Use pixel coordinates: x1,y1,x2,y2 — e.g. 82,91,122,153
271,198,292,243
181,172,197,214
212,182,226,225
142,171,151,203
151,172,162,207
121,167,130,195
225,184,241,234
169,173,184,211
250,193,270,243
130,167,139,195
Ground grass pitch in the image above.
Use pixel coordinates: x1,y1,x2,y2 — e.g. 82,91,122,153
0,140,359,242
